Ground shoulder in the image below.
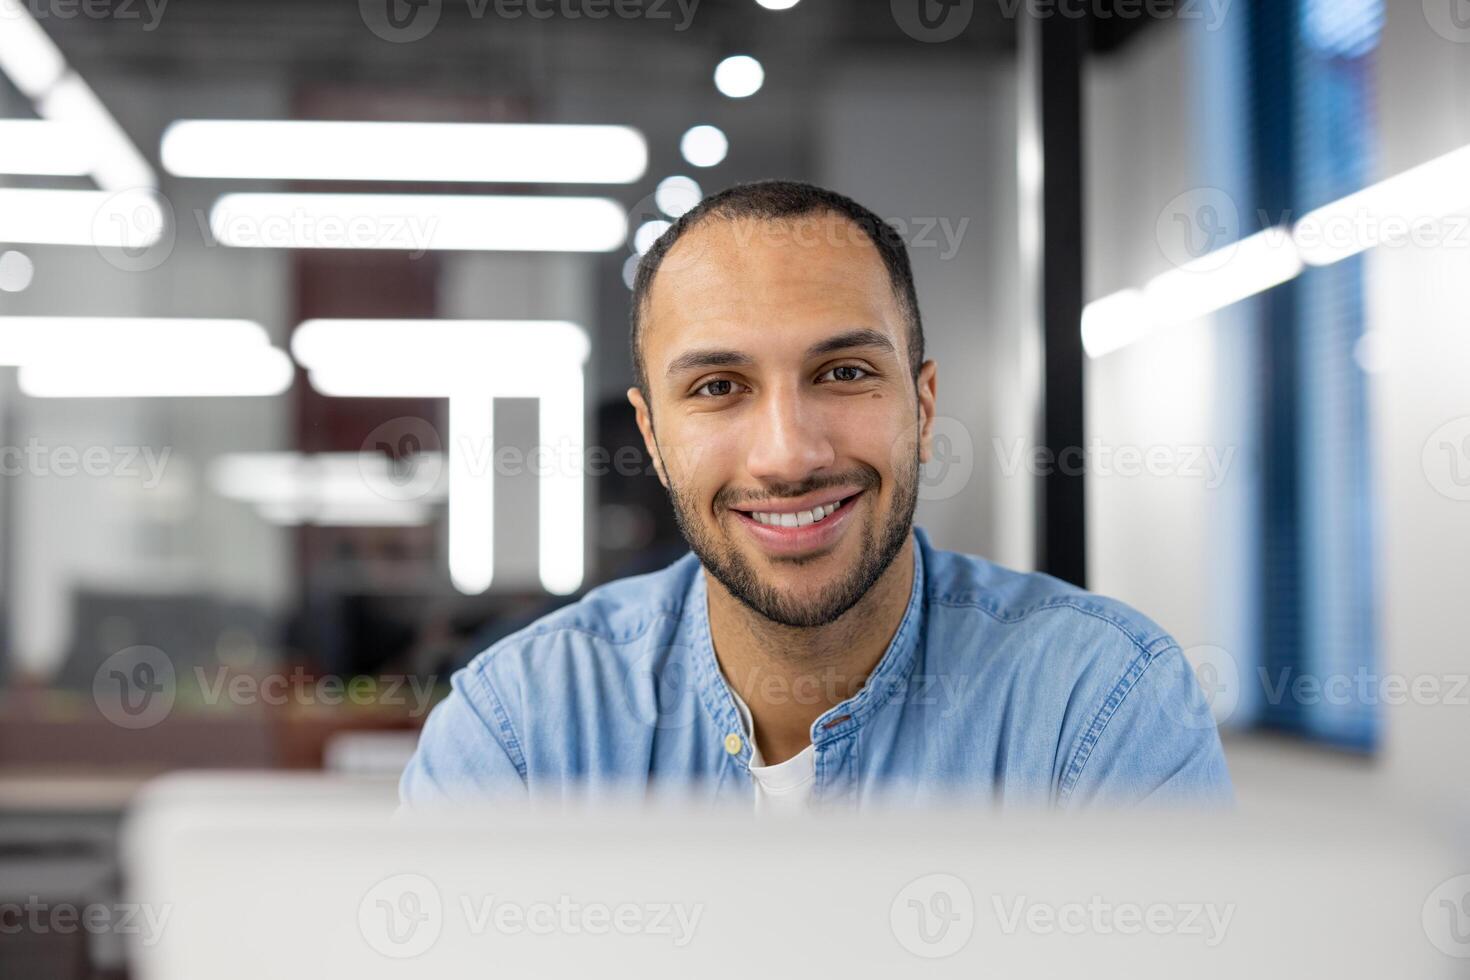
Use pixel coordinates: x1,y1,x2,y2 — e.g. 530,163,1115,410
457,551,703,702
916,529,1229,805
918,530,1178,663
916,530,1187,743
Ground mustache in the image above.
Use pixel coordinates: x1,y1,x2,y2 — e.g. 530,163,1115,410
712,466,880,511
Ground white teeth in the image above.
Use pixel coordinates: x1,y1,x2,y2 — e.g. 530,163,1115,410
749,498,844,528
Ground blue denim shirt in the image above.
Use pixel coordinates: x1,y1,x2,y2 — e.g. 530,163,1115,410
400,528,1232,809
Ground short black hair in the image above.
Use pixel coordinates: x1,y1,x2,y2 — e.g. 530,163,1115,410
629,179,925,397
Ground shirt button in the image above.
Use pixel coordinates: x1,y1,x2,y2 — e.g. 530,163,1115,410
724,733,743,755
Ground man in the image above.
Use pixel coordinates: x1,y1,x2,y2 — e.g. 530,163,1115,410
401,180,1232,810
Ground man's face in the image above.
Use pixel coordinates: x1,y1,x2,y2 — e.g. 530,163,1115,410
628,212,938,628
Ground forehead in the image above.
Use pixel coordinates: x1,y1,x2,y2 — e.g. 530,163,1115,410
641,212,906,369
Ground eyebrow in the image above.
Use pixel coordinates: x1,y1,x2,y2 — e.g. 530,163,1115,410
664,328,897,379
803,327,897,359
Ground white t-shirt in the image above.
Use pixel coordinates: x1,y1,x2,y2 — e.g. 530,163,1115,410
728,688,816,813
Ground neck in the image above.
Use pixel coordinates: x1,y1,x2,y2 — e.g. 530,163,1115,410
704,533,915,765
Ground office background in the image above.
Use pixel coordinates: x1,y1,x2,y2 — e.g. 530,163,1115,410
1,0,1469,974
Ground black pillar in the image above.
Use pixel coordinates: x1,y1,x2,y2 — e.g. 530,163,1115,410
1019,7,1088,587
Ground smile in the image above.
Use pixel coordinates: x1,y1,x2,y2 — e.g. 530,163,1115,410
747,497,847,528
728,491,864,557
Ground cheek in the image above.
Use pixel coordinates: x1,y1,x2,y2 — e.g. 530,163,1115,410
821,396,911,472
656,419,743,495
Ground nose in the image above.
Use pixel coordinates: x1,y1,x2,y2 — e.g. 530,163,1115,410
744,382,835,485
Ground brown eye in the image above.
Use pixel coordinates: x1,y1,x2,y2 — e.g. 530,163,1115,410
821,366,868,383
695,379,735,397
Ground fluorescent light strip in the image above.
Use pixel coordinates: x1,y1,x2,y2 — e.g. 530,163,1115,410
1144,226,1301,325
537,369,584,596
37,74,157,190
162,120,647,184
1293,142,1470,266
292,319,588,595
19,348,293,398
0,0,66,97
0,120,92,176
449,395,496,595
210,452,444,527
0,317,291,397
209,193,626,253
0,317,269,364
1083,228,1301,359
1089,139,1470,356
291,318,591,381
0,188,165,248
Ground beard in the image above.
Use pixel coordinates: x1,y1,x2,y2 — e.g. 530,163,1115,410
659,442,920,629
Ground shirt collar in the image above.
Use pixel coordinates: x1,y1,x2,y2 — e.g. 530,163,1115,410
687,527,928,760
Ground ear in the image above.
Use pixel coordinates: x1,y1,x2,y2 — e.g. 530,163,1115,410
915,360,938,464
626,386,669,489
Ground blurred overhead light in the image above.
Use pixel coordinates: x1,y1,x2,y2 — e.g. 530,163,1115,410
0,317,293,397
714,55,764,98
161,121,648,184
1293,142,1470,266
680,125,728,168
1083,228,1302,358
756,0,801,8
20,349,293,398
208,193,626,252
655,175,702,218
0,120,91,175
633,219,670,255
1085,140,1470,356
0,0,155,191
37,74,157,190
1080,289,1150,360
621,253,641,290
0,188,165,248
291,319,590,596
210,452,444,528
0,0,66,97
1142,227,1301,325
0,251,34,293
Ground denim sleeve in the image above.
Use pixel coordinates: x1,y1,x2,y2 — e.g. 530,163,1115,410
1059,644,1234,809
398,662,528,806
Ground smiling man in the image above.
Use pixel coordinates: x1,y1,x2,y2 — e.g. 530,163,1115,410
401,180,1232,811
